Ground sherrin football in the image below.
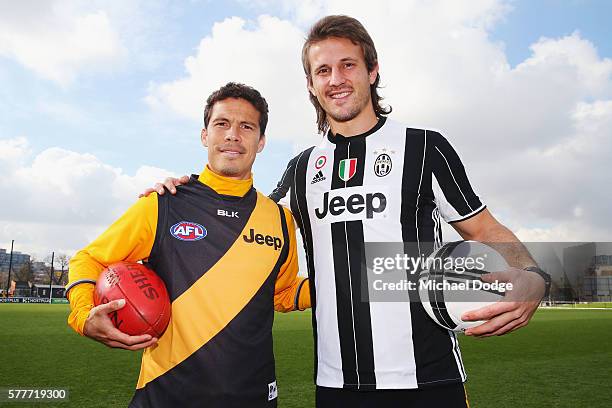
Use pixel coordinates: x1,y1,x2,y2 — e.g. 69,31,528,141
94,262,171,337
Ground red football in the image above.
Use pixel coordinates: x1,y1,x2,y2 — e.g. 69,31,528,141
94,262,171,338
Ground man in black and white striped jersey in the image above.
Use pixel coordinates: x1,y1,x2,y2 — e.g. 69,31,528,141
268,15,549,408
146,14,550,408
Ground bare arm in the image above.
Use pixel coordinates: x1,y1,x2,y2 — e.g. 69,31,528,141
452,209,536,268
451,209,546,337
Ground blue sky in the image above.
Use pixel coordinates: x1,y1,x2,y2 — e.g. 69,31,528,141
492,0,611,66
1,0,611,257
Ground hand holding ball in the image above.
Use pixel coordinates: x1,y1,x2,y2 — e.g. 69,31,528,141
94,262,171,338
418,241,509,333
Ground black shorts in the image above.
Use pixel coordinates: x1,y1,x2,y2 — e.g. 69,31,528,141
315,383,469,408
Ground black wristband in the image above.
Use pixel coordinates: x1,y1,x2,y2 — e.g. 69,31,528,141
524,266,551,299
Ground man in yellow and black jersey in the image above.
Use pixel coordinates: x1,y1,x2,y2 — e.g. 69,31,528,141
65,82,310,408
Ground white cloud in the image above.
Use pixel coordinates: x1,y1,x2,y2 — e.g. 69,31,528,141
145,14,321,149
471,97,612,241
143,0,610,241
0,0,126,85
0,137,173,258
514,224,612,243
521,32,612,96
243,0,512,30
0,137,30,163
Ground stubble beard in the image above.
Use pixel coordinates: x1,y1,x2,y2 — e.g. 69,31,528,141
218,164,242,177
324,90,370,125
212,157,242,178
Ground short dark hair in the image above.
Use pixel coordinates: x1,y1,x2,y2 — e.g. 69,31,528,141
203,82,269,134
302,15,391,134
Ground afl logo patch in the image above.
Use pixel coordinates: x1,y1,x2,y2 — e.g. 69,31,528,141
374,153,392,177
170,221,207,241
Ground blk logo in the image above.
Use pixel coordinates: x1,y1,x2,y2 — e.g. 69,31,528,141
217,209,239,218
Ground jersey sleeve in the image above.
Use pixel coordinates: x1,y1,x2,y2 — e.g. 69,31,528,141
269,154,299,209
273,206,310,312
429,131,486,223
65,193,158,335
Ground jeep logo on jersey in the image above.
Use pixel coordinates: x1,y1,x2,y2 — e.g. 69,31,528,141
243,229,282,251
374,153,392,177
170,221,207,241
338,158,357,181
315,188,387,222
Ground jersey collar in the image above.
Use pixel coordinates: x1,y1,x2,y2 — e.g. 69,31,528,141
198,165,253,197
326,116,387,144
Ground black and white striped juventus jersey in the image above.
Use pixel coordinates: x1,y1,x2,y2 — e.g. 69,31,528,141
270,116,486,390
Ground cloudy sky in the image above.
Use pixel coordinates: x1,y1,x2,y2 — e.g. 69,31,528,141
1,0,611,261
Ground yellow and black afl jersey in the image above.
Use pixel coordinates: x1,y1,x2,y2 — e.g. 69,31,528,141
66,167,310,408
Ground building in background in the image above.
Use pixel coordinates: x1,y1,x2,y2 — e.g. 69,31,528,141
0,248,31,272
563,243,596,296
581,254,612,302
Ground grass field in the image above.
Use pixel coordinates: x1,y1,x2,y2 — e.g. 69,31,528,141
548,302,612,309
1,305,611,407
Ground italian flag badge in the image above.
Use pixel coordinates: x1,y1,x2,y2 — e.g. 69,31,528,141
338,158,357,181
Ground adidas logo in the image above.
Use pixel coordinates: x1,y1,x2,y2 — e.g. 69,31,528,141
311,170,326,184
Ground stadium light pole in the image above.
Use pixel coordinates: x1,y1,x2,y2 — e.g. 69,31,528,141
48,252,54,303
6,240,14,296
